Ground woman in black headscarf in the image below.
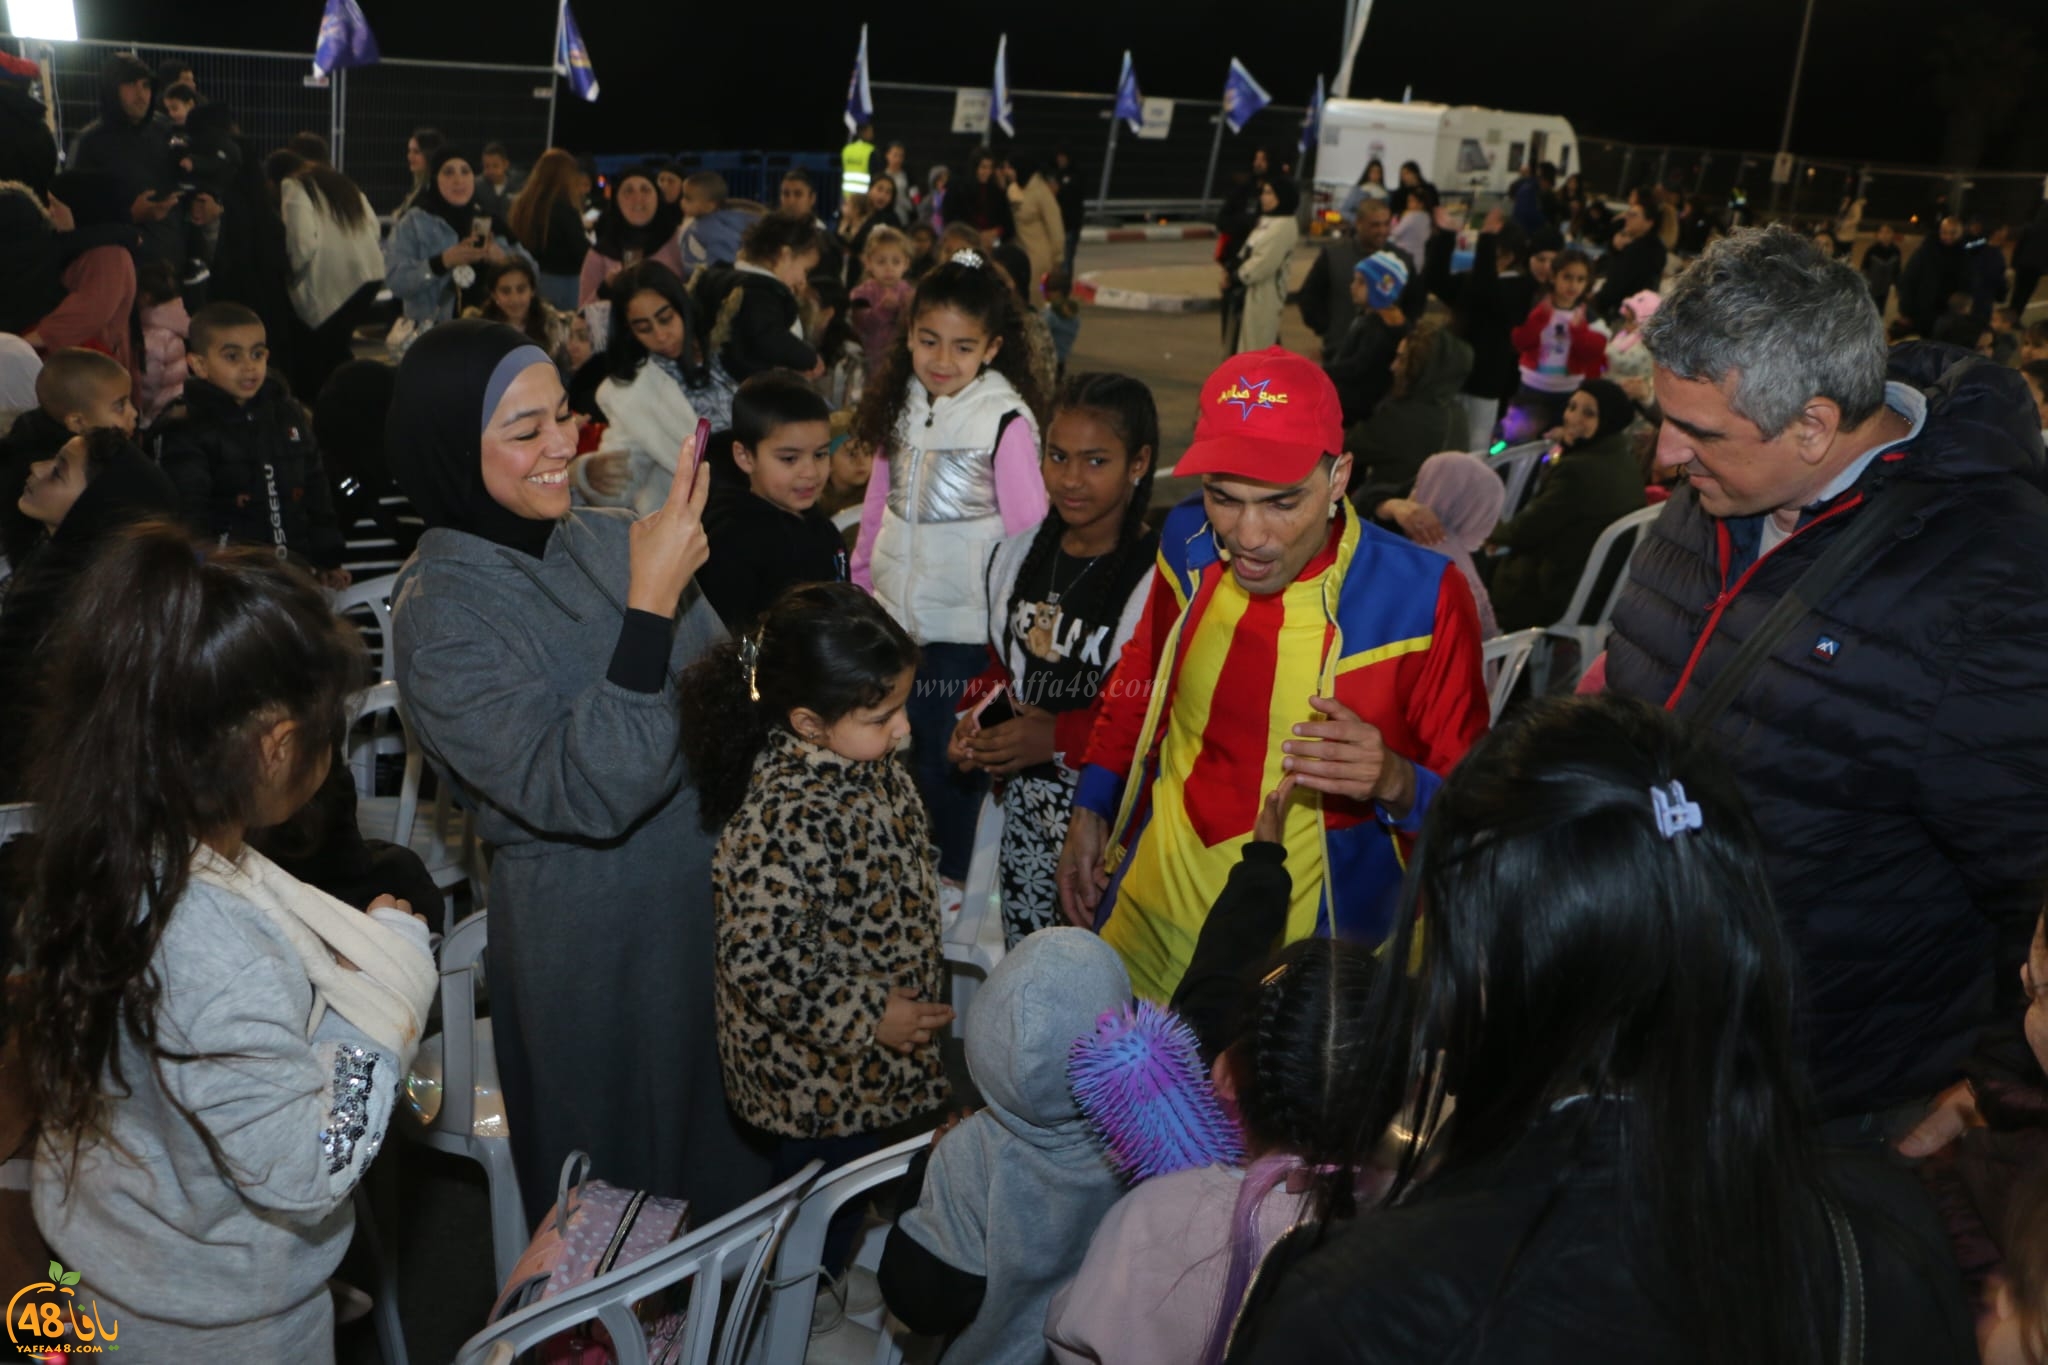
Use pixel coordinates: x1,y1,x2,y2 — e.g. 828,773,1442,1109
383,145,536,331
386,320,768,1221
1232,175,1302,351
0,429,180,793
1486,376,1648,631
578,165,684,308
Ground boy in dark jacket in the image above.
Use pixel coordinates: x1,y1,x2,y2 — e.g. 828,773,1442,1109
1324,252,1412,426
694,370,847,633
153,301,347,585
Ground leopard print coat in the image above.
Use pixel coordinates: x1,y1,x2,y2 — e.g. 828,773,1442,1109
712,727,949,1139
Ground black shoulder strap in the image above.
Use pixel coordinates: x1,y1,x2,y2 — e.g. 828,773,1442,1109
990,408,1023,461
1821,1190,1865,1365
1683,479,1941,728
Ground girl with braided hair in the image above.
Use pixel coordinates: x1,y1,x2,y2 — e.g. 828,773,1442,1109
947,372,1159,944
1048,779,1404,1365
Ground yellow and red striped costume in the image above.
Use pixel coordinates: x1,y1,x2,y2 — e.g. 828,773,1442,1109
1074,496,1489,1001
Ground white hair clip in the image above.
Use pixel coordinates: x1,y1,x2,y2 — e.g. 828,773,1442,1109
950,248,985,269
1650,779,1703,840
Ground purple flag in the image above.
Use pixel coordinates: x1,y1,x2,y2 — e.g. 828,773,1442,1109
312,0,379,79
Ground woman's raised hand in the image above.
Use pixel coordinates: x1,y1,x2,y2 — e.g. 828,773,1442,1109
626,440,712,618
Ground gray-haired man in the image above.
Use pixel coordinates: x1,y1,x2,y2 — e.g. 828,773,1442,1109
1607,225,2048,1150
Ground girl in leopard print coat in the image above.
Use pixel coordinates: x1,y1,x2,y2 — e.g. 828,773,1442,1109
682,583,954,1159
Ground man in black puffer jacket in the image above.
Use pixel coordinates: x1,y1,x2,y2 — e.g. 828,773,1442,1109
66,53,183,267
1610,226,2048,1146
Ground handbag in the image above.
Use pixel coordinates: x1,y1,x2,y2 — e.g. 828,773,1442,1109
488,1150,693,1363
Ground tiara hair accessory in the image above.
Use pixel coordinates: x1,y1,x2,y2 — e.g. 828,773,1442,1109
738,632,762,703
1651,779,1703,840
949,247,985,269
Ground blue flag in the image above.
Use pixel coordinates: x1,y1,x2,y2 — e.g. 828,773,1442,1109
845,24,874,136
311,0,379,79
1113,51,1143,134
1222,58,1271,135
1299,73,1325,156
557,1,599,103
993,33,1015,138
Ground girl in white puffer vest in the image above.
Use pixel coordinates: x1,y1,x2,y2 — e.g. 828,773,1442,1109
851,251,1048,888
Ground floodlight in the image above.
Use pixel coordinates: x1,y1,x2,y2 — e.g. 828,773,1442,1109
5,0,79,42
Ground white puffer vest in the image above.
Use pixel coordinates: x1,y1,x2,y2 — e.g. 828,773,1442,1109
870,371,1035,643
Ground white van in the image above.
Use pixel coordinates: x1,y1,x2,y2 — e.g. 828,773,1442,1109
1312,98,1579,218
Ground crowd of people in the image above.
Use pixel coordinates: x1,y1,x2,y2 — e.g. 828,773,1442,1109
4,45,2048,1365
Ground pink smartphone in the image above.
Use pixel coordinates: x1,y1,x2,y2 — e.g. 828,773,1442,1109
690,417,711,475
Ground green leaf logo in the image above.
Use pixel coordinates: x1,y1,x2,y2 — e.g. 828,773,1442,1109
46,1261,61,1282
45,1260,82,1287
60,1271,80,1287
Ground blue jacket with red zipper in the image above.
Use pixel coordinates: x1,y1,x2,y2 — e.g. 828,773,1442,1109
1607,342,2048,1119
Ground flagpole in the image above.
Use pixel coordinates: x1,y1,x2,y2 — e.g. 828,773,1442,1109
1200,102,1227,211
1097,54,1130,216
1095,116,1120,218
544,0,565,149
333,67,347,175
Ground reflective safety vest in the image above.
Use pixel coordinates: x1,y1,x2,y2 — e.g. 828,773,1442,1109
840,138,875,195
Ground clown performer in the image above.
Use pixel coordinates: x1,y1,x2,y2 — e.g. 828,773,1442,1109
1056,349,1489,1000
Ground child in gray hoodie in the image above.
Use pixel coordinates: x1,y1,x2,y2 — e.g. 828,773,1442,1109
879,928,1132,1365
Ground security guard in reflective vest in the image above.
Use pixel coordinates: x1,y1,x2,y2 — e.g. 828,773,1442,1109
840,121,876,209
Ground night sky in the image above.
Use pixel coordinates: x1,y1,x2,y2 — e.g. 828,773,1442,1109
57,0,2048,170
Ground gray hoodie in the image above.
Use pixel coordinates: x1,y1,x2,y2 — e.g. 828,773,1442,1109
33,881,410,1363
898,928,1132,1365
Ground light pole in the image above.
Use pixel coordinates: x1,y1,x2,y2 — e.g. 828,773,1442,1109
1770,0,1818,215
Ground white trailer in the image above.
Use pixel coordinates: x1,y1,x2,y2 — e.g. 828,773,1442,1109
1311,98,1580,219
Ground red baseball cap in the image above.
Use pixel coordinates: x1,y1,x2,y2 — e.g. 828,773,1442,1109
1176,347,1346,486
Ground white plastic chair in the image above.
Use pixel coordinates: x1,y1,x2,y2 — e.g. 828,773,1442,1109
356,909,518,1365
751,1131,933,1365
420,910,527,1285
1485,441,1551,520
1534,503,1662,693
1480,628,1545,723
332,572,401,683
453,1159,823,1365
946,795,1009,1038
346,682,473,893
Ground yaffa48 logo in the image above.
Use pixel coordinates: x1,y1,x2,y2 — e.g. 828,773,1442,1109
7,1260,120,1354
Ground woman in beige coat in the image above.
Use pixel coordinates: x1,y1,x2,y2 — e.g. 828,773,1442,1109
1232,176,1301,352
1004,153,1067,301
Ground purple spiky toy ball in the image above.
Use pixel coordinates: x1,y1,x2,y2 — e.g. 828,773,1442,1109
1068,999,1243,1183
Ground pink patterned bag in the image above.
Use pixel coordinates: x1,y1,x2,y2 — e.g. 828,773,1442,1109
487,1151,692,1363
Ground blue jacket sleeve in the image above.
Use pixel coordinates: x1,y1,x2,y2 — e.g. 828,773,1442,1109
1074,763,1122,822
